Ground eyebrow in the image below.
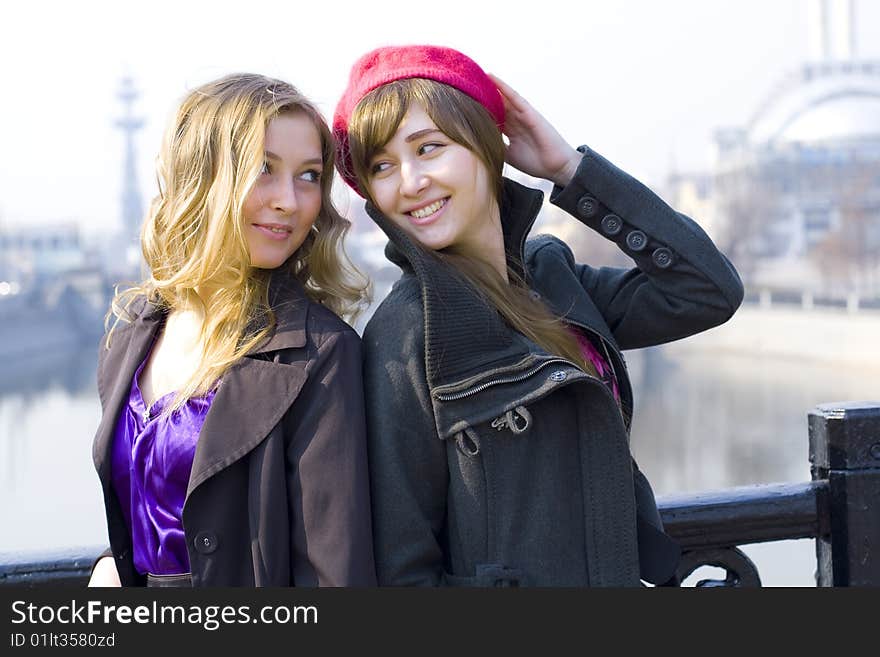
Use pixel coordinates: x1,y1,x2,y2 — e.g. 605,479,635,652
405,128,443,143
372,128,444,159
265,150,323,166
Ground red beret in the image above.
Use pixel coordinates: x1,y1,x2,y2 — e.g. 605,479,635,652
333,44,505,197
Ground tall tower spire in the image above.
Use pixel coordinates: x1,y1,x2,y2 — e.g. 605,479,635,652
115,76,144,249
809,0,858,62
847,0,857,60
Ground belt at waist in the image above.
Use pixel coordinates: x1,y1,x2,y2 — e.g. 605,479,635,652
146,573,192,588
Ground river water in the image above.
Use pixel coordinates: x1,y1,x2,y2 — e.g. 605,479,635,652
1,321,876,587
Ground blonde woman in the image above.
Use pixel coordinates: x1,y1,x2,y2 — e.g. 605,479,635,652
333,45,743,587
88,73,376,587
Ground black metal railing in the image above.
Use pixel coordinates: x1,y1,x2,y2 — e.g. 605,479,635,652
2,401,877,587
741,288,880,312
0,547,102,587
659,480,826,586
661,401,880,586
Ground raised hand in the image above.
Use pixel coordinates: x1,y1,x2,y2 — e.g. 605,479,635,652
489,73,582,187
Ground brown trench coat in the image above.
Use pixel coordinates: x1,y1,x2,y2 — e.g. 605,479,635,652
91,274,376,586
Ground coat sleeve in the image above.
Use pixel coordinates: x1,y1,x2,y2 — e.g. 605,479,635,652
361,288,449,586
284,325,377,586
548,145,744,350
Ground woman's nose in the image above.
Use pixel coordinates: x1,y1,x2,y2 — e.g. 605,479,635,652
399,161,429,197
270,178,298,214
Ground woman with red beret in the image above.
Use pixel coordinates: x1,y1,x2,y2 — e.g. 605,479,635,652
334,45,743,586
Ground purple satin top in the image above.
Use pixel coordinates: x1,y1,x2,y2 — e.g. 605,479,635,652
110,353,216,576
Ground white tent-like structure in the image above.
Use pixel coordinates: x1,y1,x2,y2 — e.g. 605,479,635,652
708,0,880,292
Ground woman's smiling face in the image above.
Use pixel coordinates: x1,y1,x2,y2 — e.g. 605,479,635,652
366,103,498,252
242,112,324,269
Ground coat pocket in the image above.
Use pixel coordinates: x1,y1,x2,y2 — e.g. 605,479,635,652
448,404,538,569
447,426,494,568
442,564,526,587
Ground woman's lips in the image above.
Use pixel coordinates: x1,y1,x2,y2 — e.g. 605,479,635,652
252,223,292,241
406,197,448,226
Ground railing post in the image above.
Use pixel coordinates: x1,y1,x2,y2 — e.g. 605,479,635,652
846,292,859,314
802,290,813,310
809,402,880,586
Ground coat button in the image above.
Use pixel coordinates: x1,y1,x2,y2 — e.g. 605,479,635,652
194,531,218,554
577,195,599,219
549,370,568,382
529,290,541,301
652,247,674,269
626,230,648,252
600,214,623,236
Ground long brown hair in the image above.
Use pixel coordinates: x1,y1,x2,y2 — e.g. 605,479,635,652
108,73,371,413
348,78,597,378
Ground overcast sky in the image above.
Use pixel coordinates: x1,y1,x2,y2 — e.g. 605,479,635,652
1,0,878,236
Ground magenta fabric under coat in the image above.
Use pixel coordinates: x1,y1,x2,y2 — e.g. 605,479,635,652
110,354,216,577
568,326,621,403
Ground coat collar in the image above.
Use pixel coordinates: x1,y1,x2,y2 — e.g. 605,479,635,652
93,268,311,497
250,268,309,353
365,177,546,391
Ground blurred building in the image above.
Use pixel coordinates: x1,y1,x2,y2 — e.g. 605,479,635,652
0,222,86,282
0,75,145,358
0,222,108,358
669,0,880,295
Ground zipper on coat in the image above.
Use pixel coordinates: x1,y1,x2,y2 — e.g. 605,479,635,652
433,357,589,402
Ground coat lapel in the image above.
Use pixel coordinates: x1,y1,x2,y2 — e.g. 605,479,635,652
92,299,164,481
185,277,311,500
185,353,307,499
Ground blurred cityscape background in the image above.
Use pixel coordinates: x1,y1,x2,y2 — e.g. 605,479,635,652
1,0,877,585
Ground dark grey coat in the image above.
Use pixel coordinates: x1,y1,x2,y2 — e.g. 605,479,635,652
361,146,744,587
92,273,377,586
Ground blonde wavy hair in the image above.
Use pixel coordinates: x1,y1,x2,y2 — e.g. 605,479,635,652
108,73,370,412
348,78,599,380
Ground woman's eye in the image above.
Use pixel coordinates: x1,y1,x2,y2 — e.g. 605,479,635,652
260,161,271,175
371,161,392,175
299,169,322,183
418,142,443,156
